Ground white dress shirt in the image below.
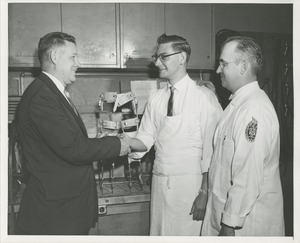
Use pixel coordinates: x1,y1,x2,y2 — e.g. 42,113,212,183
136,74,222,174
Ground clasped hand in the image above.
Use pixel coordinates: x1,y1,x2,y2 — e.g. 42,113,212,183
118,133,131,156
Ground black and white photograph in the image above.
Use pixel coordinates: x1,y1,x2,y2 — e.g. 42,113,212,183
0,0,298,243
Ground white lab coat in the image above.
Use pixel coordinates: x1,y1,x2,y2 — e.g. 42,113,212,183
201,81,285,236
136,75,222,235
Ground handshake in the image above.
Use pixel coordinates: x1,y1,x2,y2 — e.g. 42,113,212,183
117,132,148,158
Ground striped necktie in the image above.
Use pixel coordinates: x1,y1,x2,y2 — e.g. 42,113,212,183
167,86,175,116
64,90,78,116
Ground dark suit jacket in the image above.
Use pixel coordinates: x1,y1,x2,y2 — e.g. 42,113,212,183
16,72,121,234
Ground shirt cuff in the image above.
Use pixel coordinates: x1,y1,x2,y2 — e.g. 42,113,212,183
200,158,210,173
221,211,246,228
130,151,147,159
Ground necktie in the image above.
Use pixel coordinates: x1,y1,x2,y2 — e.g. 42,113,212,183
64,90,78,116
167,86,175,116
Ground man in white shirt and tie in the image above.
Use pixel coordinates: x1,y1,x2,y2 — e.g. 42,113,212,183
127,34,222,236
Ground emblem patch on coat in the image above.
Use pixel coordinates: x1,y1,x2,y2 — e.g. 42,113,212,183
245,117,258,142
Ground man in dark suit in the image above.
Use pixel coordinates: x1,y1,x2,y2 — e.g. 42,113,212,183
15,32,130,235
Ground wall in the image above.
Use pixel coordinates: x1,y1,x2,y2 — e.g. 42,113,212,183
213,4,292,34
211,3,293,62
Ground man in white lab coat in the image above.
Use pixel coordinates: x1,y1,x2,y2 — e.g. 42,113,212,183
127,34,222,235
201,36,285,236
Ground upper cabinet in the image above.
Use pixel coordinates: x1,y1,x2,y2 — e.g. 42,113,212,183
120,3,213,69
8,3,213,70
120,3,164,68
165,4,212,70
8,3,61,67
61,3,120,68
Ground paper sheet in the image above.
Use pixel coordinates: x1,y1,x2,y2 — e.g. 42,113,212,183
130,80,158,114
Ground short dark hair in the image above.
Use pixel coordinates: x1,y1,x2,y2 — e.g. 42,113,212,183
222,36,263,75
38,32,76,65
157,34,191,63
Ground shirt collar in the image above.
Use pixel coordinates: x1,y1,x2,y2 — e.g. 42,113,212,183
168,74,189,93
42,71,66,94
229,81,260,105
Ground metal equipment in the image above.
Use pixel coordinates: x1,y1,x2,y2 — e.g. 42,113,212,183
97,91,143,193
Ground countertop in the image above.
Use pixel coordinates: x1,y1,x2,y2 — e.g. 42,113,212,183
8,175,151,213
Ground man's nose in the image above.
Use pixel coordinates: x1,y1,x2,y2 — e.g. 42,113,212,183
216,65,222,74
154,58,162,67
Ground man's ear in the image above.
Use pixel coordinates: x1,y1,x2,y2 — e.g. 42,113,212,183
180,52,187,65
240,60,247,75
50,50,59,64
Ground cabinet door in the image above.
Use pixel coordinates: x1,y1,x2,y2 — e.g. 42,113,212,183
8,3,61,67
165,3,212,70
61,3,120,68
121,3,165,68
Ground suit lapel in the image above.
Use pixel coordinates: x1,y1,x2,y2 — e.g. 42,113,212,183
39,73,88,137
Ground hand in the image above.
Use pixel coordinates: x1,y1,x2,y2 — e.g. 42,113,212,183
118,132,133,145
189,191,208,221
118,133,131,156
197,80,216,93
219,224,235,236
117,132,129,139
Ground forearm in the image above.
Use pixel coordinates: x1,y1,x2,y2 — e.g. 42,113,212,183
129,138,147,152
199,172,208,193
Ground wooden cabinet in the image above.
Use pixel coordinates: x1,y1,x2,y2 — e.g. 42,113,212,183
120,3,165,68
9,3,213,70
121,3,213,70
61,3,120,68
8,3,61,67
9,3,120,68
165,3,213,69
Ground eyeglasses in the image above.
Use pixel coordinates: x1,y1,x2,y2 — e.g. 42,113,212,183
152,52,182,62
218,58,235,69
